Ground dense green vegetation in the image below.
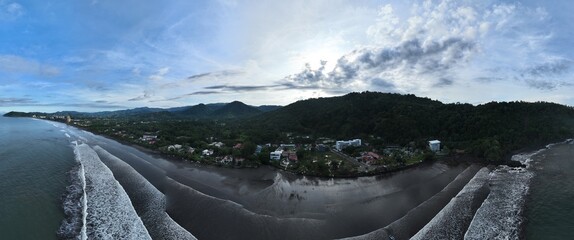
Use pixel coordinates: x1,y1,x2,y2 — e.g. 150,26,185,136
254,92,574,161
5,92,574,169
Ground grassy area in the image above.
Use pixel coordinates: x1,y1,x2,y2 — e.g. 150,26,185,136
290,150,357,177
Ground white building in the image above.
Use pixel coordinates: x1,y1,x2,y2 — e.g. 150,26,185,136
336,139,362,151
270,150,283,161
168,144,183,151
202,149,214,156
209,142,224,148
429,140,441,152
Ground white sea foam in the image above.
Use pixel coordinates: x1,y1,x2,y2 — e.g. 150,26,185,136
74,144,151,239
78,160,88,240
93,146,196,240
412,168,490,240
65,133,71,138
464,162,536,239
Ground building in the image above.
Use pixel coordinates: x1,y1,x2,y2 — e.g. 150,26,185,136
168,144,183,151
288,152,298,162
280,144,296,149
209,142,224,148
202,149,214,156
270,150,283,161
335,139,362,151
141,135,158,141
429,140,441,152
220,155,233,164
255,145,263,154
361,152,380,165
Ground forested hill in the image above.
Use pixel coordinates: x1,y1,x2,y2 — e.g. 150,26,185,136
254,92,574,161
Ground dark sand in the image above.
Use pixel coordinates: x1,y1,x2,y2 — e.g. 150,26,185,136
79,131,472,239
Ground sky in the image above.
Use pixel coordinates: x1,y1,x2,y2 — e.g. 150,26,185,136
0,0,573,112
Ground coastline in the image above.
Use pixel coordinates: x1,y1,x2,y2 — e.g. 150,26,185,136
517,138,573,239
7,116,571,239
66,122,439,179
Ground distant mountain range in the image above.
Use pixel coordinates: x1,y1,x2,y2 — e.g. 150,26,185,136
5,101,282,119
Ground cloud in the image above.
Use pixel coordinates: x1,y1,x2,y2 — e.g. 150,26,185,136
1,2,24,20
128,90,153,101
433,78,454,88
284,37,474,90
187,70,244,80
0,97,35,106
524,79,557,90
282,0,490,93
0,55,60,76
522,59,572,77
279,0,574,99
0,97,125,109
149,67,170,81
517,59,573,90
163,91,221,101
204,84,272,92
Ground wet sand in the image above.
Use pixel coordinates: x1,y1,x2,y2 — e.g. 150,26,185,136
79,131,471,239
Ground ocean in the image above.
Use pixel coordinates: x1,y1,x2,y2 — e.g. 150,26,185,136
0,117,74,239
0,116,571,239
525,142,574,239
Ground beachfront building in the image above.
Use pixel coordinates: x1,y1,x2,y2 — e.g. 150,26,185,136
429,140,441,152
168,144,183,151
202,149,214,156
335,139,362,151
270,150,283,161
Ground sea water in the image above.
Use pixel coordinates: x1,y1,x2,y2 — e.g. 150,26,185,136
0,117,193,239
0,117,75,239
525,142,574,239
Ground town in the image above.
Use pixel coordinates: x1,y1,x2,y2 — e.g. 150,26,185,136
62,116,441,177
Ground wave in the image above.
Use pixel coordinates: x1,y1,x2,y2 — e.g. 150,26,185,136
464,151,542,239
412,167,490,239
59,143,151,239
342,165,482,240
57,163,84,240
93,146,196,240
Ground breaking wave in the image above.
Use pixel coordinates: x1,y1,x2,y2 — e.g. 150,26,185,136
464,150,542,239
93,146,196,240
58,143,151,239
412,167,490,239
